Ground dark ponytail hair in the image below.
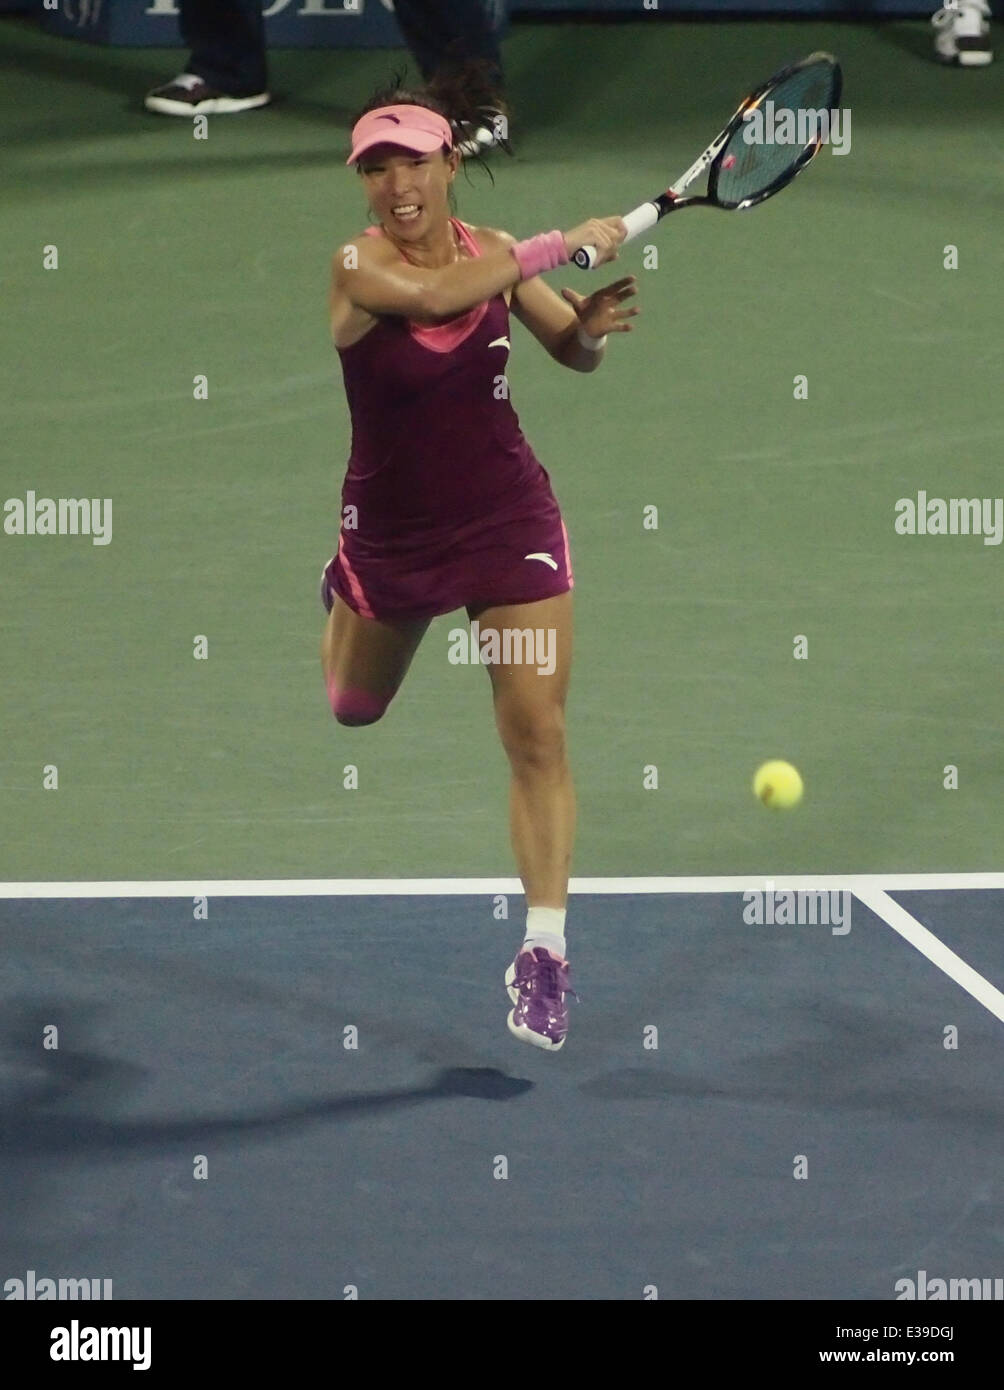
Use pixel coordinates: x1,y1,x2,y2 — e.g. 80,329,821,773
349,49,513,212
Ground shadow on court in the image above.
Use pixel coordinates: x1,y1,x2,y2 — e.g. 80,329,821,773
1,998,532,1154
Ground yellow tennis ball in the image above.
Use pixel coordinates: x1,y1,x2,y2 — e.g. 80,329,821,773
753,760,803,810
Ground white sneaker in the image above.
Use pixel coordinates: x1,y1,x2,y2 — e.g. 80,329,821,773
452,110,509,158
144,73,271,116
932,0,993,66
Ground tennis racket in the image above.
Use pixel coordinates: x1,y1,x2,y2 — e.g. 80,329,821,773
574,51,841,270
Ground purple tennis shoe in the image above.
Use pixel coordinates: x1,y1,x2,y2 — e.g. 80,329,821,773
505,946,578,1050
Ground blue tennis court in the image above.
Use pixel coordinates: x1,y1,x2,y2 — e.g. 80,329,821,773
3,881,1000,1300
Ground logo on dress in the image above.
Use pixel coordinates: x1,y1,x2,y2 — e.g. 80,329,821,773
488,337,510,350
524,552,558,570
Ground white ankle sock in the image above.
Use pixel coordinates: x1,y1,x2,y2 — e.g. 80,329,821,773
524,906,567,958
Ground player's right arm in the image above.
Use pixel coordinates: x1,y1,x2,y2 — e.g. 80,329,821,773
332,218,625,326
332,237,448,326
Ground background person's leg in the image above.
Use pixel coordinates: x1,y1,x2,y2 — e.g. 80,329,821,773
180,0,269,95
393,0,506,91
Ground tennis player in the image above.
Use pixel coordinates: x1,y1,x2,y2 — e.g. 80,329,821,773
322,70,638,1051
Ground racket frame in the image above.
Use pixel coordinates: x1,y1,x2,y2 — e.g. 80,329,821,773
574,51,842,269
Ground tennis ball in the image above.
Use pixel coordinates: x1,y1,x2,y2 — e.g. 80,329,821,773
753,760,803,810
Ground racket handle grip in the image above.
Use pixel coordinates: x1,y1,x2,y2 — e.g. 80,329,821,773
573,202,661,270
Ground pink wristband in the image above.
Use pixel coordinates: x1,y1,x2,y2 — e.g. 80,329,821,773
510,230,569,280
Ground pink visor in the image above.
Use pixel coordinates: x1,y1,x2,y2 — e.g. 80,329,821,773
346,104,453,166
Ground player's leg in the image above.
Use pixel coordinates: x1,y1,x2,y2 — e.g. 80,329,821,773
471,589,576,1049
471,591,575,909
321,592,429,726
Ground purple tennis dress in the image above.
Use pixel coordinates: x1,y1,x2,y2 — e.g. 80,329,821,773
321,218,574,622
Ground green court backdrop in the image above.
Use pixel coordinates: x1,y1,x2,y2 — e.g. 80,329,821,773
1,19,1002,880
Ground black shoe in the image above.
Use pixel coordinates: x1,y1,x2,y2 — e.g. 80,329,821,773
144,73,271,116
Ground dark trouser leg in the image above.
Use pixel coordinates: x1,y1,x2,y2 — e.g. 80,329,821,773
179,0,269,95
392,0,505,91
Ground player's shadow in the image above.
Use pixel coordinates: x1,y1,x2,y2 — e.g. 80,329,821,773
1,1066,531,1155
0,999,532,1159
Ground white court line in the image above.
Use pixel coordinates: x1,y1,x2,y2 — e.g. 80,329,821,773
856,887,1004,1025
4,876,1000,1023
0,873,1002,898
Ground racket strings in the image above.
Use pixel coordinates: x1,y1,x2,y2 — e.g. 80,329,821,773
716,62,839,206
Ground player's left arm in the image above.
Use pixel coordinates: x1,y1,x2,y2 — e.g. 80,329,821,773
485,228,605,374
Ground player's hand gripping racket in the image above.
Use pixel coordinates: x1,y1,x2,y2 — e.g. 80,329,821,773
574,51,841,270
